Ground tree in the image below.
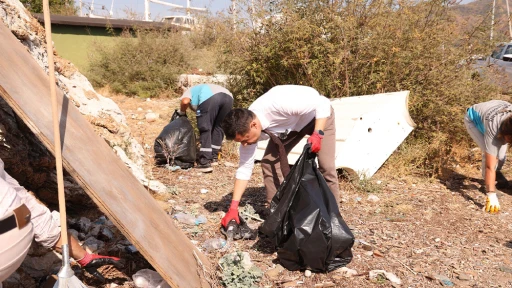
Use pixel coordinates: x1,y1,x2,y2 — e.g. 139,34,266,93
21,0,78,15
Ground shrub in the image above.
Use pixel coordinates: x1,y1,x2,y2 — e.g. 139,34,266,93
87,28,192,98
214,0,501,176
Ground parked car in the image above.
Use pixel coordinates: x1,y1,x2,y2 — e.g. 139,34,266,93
473,42,512,92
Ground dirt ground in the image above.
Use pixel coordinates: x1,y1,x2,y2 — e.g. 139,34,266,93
97,93,512,287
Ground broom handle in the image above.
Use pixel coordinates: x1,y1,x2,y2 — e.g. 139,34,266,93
42,0,68,246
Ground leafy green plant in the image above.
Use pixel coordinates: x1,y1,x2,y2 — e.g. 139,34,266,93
219,252,263,288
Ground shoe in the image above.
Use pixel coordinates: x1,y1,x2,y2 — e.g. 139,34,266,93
496,171,510,189
196,163,213,173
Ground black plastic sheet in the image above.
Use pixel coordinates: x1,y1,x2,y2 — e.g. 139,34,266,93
154,110,196,169
260,144,354,272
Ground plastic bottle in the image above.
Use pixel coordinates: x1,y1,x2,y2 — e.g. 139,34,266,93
174,212,197,225
202,238,227,251
174,213,207,225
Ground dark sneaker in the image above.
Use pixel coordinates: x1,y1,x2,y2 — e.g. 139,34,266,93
496,171,510,189
196,163,213,173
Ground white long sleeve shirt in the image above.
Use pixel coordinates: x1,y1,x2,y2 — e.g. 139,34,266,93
236,85,331,180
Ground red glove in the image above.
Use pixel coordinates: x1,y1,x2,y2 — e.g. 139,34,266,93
221,200,240,228
308,130,324,153
77,252,124,282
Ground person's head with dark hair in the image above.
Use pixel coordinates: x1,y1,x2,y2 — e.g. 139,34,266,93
222,108,262,145
498,114,512,144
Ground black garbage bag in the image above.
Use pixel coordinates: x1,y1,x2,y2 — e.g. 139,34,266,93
154,110,196,169
260,144,354,272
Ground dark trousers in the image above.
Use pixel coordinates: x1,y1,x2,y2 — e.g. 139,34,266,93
261,107,339,204
196,93,233,165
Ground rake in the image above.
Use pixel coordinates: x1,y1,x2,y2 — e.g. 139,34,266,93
41,0,88,287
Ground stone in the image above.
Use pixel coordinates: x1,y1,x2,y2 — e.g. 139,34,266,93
373,250,384,257
21,252,62,278
83,237,105,253
145,112,159,122
457,273,471,281
367,194,380,202
499,265,512,274
305,269,312,277
265,264,284,280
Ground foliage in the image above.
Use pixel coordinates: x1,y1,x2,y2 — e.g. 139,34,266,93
219,252,263,288
21,0,77,15
87,28,192,98
213,0,501,175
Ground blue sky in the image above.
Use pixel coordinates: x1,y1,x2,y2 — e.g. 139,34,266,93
79,0,231,20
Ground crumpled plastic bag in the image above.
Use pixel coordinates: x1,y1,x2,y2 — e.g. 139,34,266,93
132,269,170,288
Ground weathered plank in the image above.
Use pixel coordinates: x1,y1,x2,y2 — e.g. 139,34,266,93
0,24,209,287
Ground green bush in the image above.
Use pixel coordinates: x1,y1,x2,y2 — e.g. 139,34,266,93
213,0,501,175
87,28,192,98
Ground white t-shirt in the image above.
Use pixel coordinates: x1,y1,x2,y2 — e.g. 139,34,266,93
236,85,331,180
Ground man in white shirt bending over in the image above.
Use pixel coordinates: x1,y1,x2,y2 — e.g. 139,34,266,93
220,85,339,230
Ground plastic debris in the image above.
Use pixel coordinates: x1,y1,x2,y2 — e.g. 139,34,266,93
200,188,208,194
434,274,454,287
202,238,227,252
133,269,170,288
173,212,207,225
369,270,402,285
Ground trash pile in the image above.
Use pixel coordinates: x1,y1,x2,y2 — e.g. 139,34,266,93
3,214,141,287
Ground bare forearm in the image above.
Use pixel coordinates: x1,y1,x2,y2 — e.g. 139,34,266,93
232,179,249,201
485,152,498,191
180,98,190,113
314,118,327,131
53,233,86,260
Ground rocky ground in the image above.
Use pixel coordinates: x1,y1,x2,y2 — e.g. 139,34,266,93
92,95,512,287
5,93,512,288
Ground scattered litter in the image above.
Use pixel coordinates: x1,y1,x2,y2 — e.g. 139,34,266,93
125,245,138,254
133,269,170,288
338,267,358,277
173,212,207,225
434,274,454,286
200,188,208,194
367,194,380,202
304,270,312,277
356,239,373,251
369,270,401,285
164,164,181,172
94,216,107,225
202,238,227,252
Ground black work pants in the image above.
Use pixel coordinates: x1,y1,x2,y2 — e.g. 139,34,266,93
196,93,233,165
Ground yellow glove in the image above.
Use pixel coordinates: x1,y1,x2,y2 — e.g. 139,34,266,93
485,192,500,213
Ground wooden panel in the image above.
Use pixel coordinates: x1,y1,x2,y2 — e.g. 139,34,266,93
0,25,208,287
